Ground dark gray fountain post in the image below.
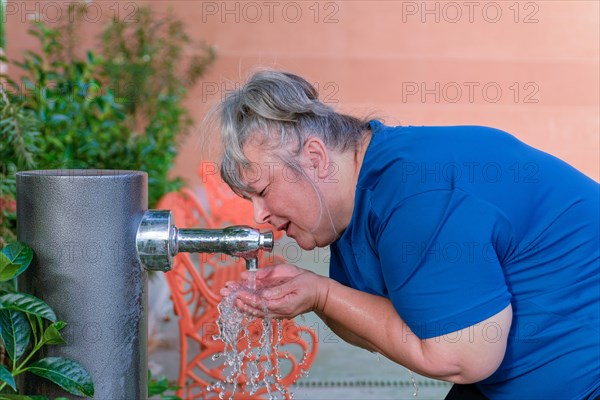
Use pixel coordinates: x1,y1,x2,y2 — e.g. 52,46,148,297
16,170,148,399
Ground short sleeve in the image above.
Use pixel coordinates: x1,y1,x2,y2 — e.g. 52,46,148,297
329,242,352,287
377,189,512,339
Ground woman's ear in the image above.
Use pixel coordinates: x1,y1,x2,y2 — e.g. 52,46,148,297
303,137,330,180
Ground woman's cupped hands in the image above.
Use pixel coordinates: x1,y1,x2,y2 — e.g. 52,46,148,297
220,264,330,320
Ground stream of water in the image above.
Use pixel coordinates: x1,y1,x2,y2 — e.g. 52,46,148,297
208,273,299,399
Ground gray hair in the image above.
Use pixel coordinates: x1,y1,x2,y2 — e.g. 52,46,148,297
212,70,371,196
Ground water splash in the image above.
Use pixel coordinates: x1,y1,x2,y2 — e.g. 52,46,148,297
209,280,307,399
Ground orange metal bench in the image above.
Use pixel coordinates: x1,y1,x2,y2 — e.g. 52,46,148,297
156,163,318,399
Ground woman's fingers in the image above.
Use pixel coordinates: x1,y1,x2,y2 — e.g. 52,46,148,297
258,264,303,279
262,279,315,319
234,298,267,318
231,288,269,315
220,280,242,297
260,282,291,300
218,264,313,318
235,288,262,305
263,296,295,318
234,264,306,290
223,281,242,290
221,284,302,319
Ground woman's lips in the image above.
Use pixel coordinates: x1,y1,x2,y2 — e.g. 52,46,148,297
275,222,292,237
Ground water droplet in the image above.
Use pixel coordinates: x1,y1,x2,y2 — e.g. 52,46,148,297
408,368,419,397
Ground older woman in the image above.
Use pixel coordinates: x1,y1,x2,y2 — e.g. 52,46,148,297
216,70,599,400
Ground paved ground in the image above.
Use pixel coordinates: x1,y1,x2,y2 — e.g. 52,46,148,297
149,240,451,399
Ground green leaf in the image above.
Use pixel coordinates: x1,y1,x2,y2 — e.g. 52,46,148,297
0,395,48,400
0,281,16,294
0,263,22,283
0,242,33,282
1,242,33,270
0,293,56,322
26,313,39,344
0,364,16,391
148,376,169,396
49,114,70,123
41,321,67,345
0,253,9,270
0,309,31,362
25,357,94,397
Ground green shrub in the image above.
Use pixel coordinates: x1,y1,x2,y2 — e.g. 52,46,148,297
0,3,216,245
0,93,39,246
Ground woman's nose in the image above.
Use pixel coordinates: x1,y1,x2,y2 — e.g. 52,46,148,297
252,198,270,225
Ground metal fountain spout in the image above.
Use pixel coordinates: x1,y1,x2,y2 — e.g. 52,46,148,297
135,210,274,272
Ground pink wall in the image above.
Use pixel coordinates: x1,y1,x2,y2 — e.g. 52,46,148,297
6,1,599,188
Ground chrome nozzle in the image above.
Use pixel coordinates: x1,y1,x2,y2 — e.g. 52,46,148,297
135,210,274,272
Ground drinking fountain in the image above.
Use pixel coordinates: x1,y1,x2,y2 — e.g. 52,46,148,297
16,169,273,399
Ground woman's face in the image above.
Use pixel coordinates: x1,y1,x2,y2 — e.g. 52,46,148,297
241,138,339,250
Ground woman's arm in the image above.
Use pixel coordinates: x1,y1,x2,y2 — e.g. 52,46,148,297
314,309,376,351
316,276,512,383
227,264,512,384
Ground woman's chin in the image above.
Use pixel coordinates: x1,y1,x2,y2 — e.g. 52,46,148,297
289,233,334,251
292,236,317,251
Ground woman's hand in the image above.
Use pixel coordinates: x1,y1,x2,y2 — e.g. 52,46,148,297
220,264,330,319
259,264,330,319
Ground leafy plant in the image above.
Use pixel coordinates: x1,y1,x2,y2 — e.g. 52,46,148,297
100,5,215,208
0,242,94,397
148,370,182,400
13,17,184,209
100,5,215,131
0,94,40,247
0,3,216,245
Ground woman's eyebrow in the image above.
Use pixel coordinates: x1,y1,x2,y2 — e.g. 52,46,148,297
240,185,260,199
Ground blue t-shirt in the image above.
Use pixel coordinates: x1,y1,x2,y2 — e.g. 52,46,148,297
329,120,600,399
